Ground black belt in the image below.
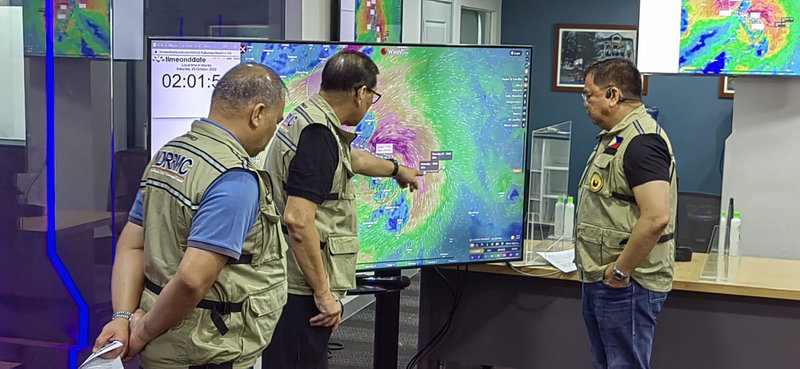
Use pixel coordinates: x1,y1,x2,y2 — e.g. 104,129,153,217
619,233,674,246
226,253,252,264
188,362,233,369
144,278,243,336
612,192,637,203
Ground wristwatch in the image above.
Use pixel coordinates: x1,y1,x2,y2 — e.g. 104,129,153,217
112,311,132,322
389,158,399,177
611,264,629,281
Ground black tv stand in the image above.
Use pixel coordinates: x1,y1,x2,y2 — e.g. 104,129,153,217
348,269,410,368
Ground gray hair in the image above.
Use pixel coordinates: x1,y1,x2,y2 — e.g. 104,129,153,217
210,63,286,115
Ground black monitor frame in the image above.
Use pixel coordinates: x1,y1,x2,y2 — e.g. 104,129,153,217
146,36,532,271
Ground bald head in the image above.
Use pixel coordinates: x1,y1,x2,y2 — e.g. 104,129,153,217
210,63,286,117
208,63,287,157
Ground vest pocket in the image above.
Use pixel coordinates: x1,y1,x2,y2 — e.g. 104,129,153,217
254,206,283,265
576,224,604,270
324,235,360,291
584,153,613,196
602,229,631,265
241,282,287,357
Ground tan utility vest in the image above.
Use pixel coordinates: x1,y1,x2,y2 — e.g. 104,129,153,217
138,120,287,368
264,94,360,300
575,106,678,292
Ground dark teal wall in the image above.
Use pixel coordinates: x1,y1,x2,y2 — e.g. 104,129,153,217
502,0,733,196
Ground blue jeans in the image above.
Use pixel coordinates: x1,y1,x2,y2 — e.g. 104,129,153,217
581,280,668,369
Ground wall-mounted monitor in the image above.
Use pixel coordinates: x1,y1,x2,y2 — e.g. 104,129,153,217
338,0,402,43
148,38,531,271
639,0,800,76
22,0,111,58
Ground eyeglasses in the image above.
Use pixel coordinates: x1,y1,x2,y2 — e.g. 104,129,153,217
356,86,382,104
581,85,612,102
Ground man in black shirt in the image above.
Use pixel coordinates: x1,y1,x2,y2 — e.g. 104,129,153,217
262,50,422,369
576,58,677,369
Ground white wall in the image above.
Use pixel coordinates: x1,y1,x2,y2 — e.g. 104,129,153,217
0,6,26,143
723,77,800,259
112,0,144,60
301,0,331,40
403,0,423,42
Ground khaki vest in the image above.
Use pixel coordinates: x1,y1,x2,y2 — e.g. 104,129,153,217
264,94,360,300
575,106,678,292
138,120,288,368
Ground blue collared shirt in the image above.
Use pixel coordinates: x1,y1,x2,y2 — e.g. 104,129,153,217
129,119,259,259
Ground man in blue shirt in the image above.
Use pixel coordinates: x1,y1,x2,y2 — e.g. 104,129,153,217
92,63,288,368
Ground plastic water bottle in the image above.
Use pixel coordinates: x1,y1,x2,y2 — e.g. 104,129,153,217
554,195,565,238
716,211,727,281
717,211,727,255
563,196,575,241
729,212,741,257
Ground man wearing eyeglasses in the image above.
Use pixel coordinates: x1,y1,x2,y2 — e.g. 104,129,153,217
576,58,677,369
261,49,422,368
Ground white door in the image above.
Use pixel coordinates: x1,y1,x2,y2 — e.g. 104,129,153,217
421,0,453,44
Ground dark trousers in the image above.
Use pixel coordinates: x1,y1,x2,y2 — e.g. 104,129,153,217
261,294,333,369
582,280,668,369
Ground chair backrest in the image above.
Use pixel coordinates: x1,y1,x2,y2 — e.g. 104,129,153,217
676,191,721,253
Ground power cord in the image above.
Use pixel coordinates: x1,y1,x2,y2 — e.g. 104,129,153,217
405,265,467,369
505,262,565,278
327,341,344,360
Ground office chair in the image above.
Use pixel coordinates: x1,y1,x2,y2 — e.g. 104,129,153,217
676,192,721,253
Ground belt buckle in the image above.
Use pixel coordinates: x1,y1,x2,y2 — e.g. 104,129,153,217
216,303,232,315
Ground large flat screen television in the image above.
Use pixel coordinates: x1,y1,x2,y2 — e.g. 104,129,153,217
22,0,111,58
638,0,800,76
148,38,530,270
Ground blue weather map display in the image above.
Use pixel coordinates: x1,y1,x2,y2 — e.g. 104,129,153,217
241,42,530,270
679,0,800,75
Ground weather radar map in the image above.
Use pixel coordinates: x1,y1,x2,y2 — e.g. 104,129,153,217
680,0,800,75
355,0,402,43
23,0,111,58
239,43,530,270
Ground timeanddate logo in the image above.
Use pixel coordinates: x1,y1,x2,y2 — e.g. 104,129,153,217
152,56,207,63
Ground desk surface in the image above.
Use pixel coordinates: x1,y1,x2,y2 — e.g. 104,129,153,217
20,210,127,232
464,252,800,301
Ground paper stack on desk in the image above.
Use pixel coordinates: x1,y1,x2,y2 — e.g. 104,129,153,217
537,249,577,273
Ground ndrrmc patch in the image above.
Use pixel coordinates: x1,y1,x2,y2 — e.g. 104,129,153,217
590,171,604,192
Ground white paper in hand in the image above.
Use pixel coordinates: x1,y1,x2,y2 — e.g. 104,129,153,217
79,340,124,369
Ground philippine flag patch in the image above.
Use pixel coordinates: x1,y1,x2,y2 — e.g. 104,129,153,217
608,136,623,149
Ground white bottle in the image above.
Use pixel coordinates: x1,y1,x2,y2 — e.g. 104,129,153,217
717,211,727,255
563,196,575,241
729,212,741,257
554,195,565,239
716,211,727,281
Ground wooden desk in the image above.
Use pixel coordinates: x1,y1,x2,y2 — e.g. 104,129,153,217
422,252,800,368
465,252,800,301
19,210,126,233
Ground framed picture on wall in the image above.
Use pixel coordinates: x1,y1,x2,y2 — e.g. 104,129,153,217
719,76,735,99
553,24,642,93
